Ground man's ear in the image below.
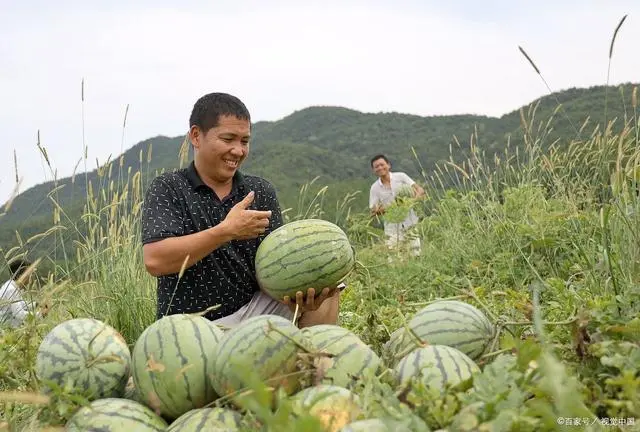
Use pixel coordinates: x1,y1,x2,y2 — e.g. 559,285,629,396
189,126,202,150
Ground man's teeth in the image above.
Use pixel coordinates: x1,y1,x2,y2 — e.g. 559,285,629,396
224,160,238,167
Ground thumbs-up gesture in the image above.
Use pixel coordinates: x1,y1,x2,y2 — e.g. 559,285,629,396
222,191,272,240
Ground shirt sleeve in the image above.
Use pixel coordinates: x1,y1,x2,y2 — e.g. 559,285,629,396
399,172,416,186
0,281,30,327
141,176,185,245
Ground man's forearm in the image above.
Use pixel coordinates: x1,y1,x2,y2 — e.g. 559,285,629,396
143,223,235,277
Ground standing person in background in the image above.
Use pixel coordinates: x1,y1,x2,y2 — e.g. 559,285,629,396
369,154,425,256
0,259,42,328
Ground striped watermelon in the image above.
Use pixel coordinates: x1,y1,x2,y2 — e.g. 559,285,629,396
167,407,242,431
35,318,131,401
210,314,315,406
65,398,168,431
301,325,382,388
384,300,494,366
291,384,361,432
393,344,480,394
131,314,225,420
254,219,355,300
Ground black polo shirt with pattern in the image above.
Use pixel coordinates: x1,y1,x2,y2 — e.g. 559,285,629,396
141,161,284,321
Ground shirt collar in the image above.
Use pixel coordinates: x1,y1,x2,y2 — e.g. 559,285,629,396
376,171,393,186
186,160,246,193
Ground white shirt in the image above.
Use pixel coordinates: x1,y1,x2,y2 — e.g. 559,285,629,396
369,171,419,229
0,279,37,328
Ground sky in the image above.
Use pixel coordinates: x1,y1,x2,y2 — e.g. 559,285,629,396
1,0,639,203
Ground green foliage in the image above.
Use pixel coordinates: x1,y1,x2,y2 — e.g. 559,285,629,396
1,77,640,431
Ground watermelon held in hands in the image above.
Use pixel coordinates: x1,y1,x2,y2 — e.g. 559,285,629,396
65,398,168,431
131,313,226,421
35,318,131,401
255,219,355,301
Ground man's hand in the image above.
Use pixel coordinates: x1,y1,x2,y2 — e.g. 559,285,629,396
282,286,338,314
371,204,385,216
221,191,272,240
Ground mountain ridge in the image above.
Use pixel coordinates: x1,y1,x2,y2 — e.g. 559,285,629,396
1,82,638,261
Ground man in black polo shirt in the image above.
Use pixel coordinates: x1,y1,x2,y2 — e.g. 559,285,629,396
141,92,341,328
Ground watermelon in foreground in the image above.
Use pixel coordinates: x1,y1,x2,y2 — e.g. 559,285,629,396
255,219,355,300
291,384,361,432
210,314,315,406
302,324,382,388
35,318,131,401
339,418,414,432
66,398,168,431
394,344,480,394
131,314,226,420
167,407,243,431
384,300,495,365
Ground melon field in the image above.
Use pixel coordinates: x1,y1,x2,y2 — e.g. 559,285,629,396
1,96,640,431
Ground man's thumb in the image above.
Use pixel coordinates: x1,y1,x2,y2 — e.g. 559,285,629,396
238,191,255,208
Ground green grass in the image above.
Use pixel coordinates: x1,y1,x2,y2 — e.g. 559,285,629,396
1,23,640,431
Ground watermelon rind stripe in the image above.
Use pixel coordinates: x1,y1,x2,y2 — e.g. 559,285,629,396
443,346,462,384
394,345,480,393
139,327,169,410
408,316,486,334
132,315,223,420
255,219,355,299
302,325,381,387
265,257,354,295
171,316,194,407
352,346,376,379
258,244,348,276
66,398,168,431
259,245,352,282
36,318,131,401
255,231,348,269
254,221,347,261
211,315,311,398
411,309,487,333
431,346,447,388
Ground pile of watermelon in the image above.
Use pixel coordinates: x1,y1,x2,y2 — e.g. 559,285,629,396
32,219,498,431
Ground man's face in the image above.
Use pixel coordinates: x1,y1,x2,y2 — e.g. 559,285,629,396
190,115,251,184
371,158,390,178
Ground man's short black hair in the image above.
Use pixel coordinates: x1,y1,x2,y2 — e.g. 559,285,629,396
370,154,390,167
189,92,251,133
8,258,31,279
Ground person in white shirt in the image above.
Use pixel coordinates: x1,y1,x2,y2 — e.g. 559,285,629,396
0,259,41,328
369,154,425,255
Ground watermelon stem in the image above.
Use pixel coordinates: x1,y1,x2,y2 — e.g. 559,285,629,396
460,281,499,323
394,308,427,355
266,322,319,355
486,325,504,354
501,317,578,327
186,304,221,318
479,347,513,360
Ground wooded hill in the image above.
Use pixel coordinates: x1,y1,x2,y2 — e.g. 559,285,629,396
1,83,638,268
